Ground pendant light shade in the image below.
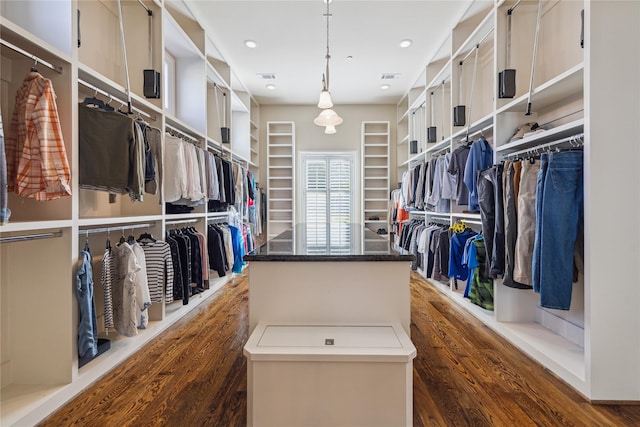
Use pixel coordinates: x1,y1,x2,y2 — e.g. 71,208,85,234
325,124,337,134
318,89,333,109
314,109,343,127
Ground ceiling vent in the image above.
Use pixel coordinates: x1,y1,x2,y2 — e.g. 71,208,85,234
380,73,401,80
257,73,277,80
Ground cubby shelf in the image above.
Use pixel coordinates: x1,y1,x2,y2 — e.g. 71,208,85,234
267,122,295,239
361,122,390,232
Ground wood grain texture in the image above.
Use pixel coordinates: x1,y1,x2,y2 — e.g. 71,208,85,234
39,272,640,426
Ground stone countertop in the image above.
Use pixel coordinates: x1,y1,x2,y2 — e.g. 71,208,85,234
244,223,413,262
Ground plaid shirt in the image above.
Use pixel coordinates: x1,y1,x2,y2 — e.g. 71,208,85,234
6,72,71,201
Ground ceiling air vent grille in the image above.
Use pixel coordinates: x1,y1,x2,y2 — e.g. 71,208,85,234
380,73,400,80
257,73,277,80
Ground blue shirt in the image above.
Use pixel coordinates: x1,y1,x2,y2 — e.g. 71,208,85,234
448,229,477,281
463,138,493,211
228,225,246,273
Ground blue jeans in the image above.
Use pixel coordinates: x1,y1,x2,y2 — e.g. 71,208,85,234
532,154,549,293
76,250,98,358
532,151,583,310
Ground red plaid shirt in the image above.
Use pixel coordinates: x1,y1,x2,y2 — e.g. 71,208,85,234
6,72,71,201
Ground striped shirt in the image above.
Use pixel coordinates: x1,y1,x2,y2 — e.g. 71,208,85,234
101,248,114,331
140,240,174,303
6,72,71,200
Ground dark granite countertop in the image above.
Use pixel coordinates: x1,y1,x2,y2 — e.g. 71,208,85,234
244,223,414,262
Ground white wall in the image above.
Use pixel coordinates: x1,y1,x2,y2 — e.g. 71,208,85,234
260,104,397,225
260,104,396,181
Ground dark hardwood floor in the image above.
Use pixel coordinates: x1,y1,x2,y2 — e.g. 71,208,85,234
40,271,640,426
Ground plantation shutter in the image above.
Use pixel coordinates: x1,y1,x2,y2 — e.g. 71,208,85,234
303,154,353,254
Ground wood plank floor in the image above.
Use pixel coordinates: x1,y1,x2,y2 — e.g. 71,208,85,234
40,271,640,427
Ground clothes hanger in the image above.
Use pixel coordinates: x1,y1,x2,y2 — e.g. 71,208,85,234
106,229,112,253
30,58,39,73
84,230,90,252
118,227,126,245
103,95,115,112
138,229,156,242
81,89,106,110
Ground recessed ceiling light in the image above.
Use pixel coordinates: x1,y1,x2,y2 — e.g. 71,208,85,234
400,39,412,48
266,84,276,90
346,55,354,61
244,40,257,48
380,84,390,90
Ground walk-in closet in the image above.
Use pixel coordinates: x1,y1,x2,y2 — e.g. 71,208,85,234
1,0,639,425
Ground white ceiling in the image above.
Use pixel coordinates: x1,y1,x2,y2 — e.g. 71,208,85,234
184,0,475,106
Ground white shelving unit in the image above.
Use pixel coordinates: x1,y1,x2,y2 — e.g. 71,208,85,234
266,122,295,240
361,122,390,233
249,97,260,173
0,1,260,425
396,0,640,402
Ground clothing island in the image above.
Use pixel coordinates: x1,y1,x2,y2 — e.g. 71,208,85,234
243,223,416,426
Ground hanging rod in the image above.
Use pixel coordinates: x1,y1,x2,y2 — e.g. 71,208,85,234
459,219,483,226
412,100,426,111
538,110,584,128
208,212,230,218
0,230,63,244
211,82,228,94
0,38,63,74
79,223,154,235
508,0,524,15
431,145,451,156
459,28,494,65
428,218,450,225
165,124,200,143
165,219,199,226
78,79,156,121
208,216,229,223
231,153,248,165
137,0,151,13
505,132,584,158
207,141,224,155
457,124,493,144
429,76,451,95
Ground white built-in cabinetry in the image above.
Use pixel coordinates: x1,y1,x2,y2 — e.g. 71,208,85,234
361,121,390,232
0,1,260,425
249,97,260,174
397,0,640,401
266,121,295,240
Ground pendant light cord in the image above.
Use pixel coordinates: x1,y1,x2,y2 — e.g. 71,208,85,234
324,0,331,91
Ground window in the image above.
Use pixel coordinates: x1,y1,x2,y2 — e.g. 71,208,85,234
301,153,355,254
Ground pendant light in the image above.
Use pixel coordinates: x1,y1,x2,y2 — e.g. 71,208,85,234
313,108,343,127
314,0,342,129
325,125,337,134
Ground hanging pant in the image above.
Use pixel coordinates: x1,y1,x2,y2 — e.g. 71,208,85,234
76,250,98,358
513,159,540,286
532,151,583,310
502,161,528,289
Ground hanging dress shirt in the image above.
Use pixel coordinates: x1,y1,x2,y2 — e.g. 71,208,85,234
6,72,71,200
463,137,493,211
